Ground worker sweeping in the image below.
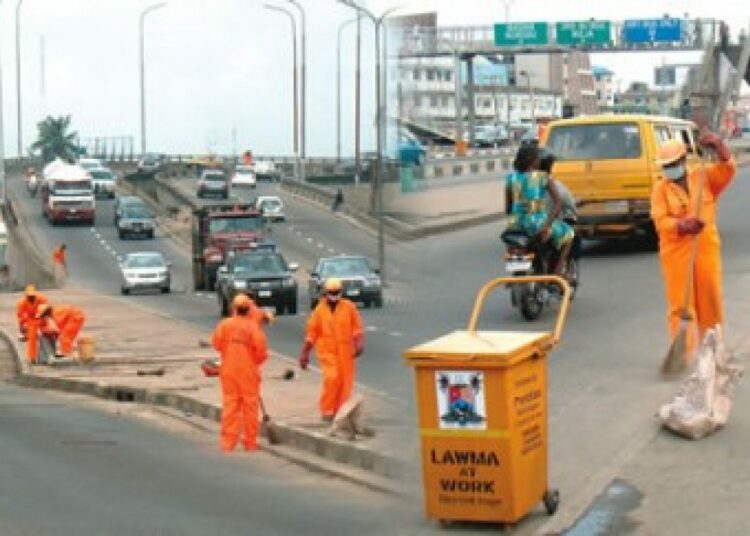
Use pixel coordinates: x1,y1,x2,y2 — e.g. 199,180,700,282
212,294,269,452
299,278,364,423
16,285,47,342
52,244,67,280
36,303,85,358
650,131,736,367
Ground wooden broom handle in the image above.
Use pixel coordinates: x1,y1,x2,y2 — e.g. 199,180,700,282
679,157,708,316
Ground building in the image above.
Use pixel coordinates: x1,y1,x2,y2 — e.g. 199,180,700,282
593,66,616,109
614,81,682,115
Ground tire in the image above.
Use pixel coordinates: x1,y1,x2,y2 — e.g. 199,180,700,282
374,294,384,308
121,287,130,295
206,272,216,292
220,297,229,317
287,302,297,315
147,230,155,240
161,286,170,294
543,489,560,516
118,230,125,239
518,283,544,321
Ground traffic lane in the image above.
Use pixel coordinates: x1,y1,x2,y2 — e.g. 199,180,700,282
0,383,411,536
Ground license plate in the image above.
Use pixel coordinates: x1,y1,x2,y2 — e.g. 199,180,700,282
70,209,78,214
346,289,360,297
258,290,272,298
505,260,532,273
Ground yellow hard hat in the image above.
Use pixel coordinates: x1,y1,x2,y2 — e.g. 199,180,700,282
324,278,343,292
25,285,37,297
233,294,252,309
656,139,687,166
36,303,51,318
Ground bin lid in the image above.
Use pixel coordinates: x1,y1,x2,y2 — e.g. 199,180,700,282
404,330,553,367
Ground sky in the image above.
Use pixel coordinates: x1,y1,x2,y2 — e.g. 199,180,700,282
0,0,746,157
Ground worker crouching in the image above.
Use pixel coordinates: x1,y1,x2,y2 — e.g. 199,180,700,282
36,304,86,358
17,285,47,342
299,278,364,423
212,294,269,452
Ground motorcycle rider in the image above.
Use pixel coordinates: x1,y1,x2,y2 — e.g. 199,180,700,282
26,167,39,195
505,145,574,281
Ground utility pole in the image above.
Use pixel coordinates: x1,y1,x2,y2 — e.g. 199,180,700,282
16,0,25,160
354,13,362,185
337,17,357,163
286,0,306,181
139,2,167,157
1,0,7,203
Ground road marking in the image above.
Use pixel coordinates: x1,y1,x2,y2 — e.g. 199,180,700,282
99,239,107,246
365,326,378,332
317,243,324,249
89,228,96,233
389,331,403,337
306,237,313,243
295,230,302,236
328,248,335,254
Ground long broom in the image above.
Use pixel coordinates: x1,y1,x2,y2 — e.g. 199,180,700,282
660,151,709,378
259,396,282,445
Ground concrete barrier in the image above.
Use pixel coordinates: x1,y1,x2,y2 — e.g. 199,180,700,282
423,154,512,179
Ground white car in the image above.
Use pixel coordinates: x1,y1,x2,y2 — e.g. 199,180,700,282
78,158,105,171
120,251,171,295
231,165,257,188
90,168,117,198
255,195,286,222
254,160,280,182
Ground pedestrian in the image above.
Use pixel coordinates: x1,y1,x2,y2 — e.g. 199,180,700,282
52,244,67,280
36,303,85,358
650,132,736,362
212,294,269,452
16,285,47,341
332,188,344,212
299,278,364,423
237,291,275,329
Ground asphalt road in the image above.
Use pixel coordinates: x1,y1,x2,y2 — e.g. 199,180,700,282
0,381,406,536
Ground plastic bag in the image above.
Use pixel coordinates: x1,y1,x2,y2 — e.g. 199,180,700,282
658,326,744,440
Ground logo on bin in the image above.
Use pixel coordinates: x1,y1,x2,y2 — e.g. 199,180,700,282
436,371,486,430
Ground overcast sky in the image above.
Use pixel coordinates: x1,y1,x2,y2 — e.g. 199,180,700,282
0,0,746,157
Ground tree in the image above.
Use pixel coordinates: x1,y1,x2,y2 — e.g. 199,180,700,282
31,115,80,163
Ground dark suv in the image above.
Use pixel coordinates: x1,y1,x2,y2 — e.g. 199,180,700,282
309,255,382,309
216,249,299,316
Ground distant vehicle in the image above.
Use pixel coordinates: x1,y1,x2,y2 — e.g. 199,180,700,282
117,205,155,239
119,251,171,295
197,170,230,199
137,153,166,174
253,160,280,182
78,158,105,171
192,204,266,291
216,249,299,316
186,154,224,175
472,124,510,148
41,159,95,225
255,195,286,222
309,255,382,309
398,132,426,166
231,165,257,188
114,195,148,225
90,168,117,199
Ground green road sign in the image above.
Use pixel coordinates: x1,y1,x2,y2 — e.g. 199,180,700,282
556,21,611,46
494,23,549,46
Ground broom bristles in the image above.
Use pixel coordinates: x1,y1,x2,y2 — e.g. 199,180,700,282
263,418,282,445
661,326,688,378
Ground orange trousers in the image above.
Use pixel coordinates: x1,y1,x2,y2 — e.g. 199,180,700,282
220,372,260,451
318,351,355,418
659,232,723,359
57,312,85,356
26,319,41,363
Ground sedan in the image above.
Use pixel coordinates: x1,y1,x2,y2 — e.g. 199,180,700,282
120,252,171,295
117,205,155,239
231,165,257,188
197,170,229,199
255,196,285,222
114,195,148,225
309,255,382,309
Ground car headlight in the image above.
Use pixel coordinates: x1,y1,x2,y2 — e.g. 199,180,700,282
282,278,296,288
233,280,247,289
206,253,223,263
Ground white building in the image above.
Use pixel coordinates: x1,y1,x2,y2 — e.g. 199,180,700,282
593,66,616,109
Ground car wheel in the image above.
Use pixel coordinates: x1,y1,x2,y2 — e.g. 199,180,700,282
287,302,298,315
148,230,155,240
374,294,384,308
121,287,130,295
220,297,229,317
161,286,170,294
118,230,125,239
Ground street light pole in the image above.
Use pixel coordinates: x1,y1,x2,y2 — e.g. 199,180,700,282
1,0,7,204
139,2,167,158
337,17,357,163
519,69,534,123
263,4,298,159
354,13,361,185
286,0,306,171
15,0,24,160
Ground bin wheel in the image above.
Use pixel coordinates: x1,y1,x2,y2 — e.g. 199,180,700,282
543,488,560,515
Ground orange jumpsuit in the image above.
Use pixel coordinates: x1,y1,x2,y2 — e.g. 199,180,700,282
52,247,66,267
212,316,268,452
305,299,363,418
650,158,736,357
16,294,47,336
41,306,85,356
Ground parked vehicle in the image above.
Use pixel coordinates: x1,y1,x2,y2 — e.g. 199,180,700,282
197,170,230,199
472,124,510,148
120,251,171,295
91,168,117,198
192,203,266,291
117,205,155,239
41,159,95,225
254,160,280,182
216,248,299,316
137,153,166,174
231,165,257,188
255,195,285,222
114,195,147,225
308,255,382,309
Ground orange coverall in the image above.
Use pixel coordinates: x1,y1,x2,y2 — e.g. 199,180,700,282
212,316,268,452
650,157,736,357
304,299,363,418
52,247,66,267
41,306,86,356
16,294,47,336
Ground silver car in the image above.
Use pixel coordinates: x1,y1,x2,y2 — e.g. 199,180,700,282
91,168,117,199
120,252,171,295
117,205,155,239
256,196,286,222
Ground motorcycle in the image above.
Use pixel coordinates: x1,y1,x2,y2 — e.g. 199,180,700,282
500,226,579,321
27,174,39,197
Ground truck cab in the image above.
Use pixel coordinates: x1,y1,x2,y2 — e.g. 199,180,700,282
41,159,95,225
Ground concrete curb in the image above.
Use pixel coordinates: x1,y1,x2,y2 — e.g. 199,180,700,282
0,326,405,494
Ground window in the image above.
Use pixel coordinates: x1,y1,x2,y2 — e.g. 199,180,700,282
426,69,435,81
414,95,422,107
413,69,421,81
675,128,696,153
445,71,453,82
654,126,672,146
430,95,439,107
441,96,449,107
546,123,643,160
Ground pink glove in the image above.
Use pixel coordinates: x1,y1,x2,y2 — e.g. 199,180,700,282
699,131,732,162
299,341,313,370
676,217,704,236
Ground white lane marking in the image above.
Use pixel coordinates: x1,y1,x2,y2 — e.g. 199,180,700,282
89,228,96,233
295,230,302,236
104,244,113,252
365,326,378,332
328,248,335,254
99,239,107,246
317,243,324,249
389,331,403,337
306,237,313,243
110,251,118,257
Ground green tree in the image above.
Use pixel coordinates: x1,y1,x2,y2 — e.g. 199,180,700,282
31,115,80,163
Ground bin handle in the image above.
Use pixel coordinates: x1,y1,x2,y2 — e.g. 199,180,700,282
466,276,572,348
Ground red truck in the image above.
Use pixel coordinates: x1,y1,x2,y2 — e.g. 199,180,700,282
192,204,266,291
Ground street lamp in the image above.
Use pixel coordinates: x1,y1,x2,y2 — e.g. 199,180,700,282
519,69,535,123
337,17,358,163
500,0,515,23
263,4,298,159
285,0,306,165
0,0,7,203
139,2,167,157
16,0,24,160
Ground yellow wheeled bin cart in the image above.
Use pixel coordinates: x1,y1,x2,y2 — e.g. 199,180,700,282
404,276,571,525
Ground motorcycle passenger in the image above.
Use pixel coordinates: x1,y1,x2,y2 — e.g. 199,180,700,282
505,145,574,280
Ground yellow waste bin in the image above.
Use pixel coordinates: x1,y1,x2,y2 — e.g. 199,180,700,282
404,276,571,525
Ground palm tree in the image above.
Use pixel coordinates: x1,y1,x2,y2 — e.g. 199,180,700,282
31,115,80,163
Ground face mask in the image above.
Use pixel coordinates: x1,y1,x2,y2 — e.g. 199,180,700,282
326,293,341,303
663,165,685,181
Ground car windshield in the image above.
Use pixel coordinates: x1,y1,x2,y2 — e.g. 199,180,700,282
236,167,253,174
126,254,164,268
209,216,262,234
124,207,151,219
52,180,91,192
261,199,282,209
90,170,114,180
319,257,372,277
79,161,100,170
546,123,642,160
204,173,226,182
234,253,286,274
